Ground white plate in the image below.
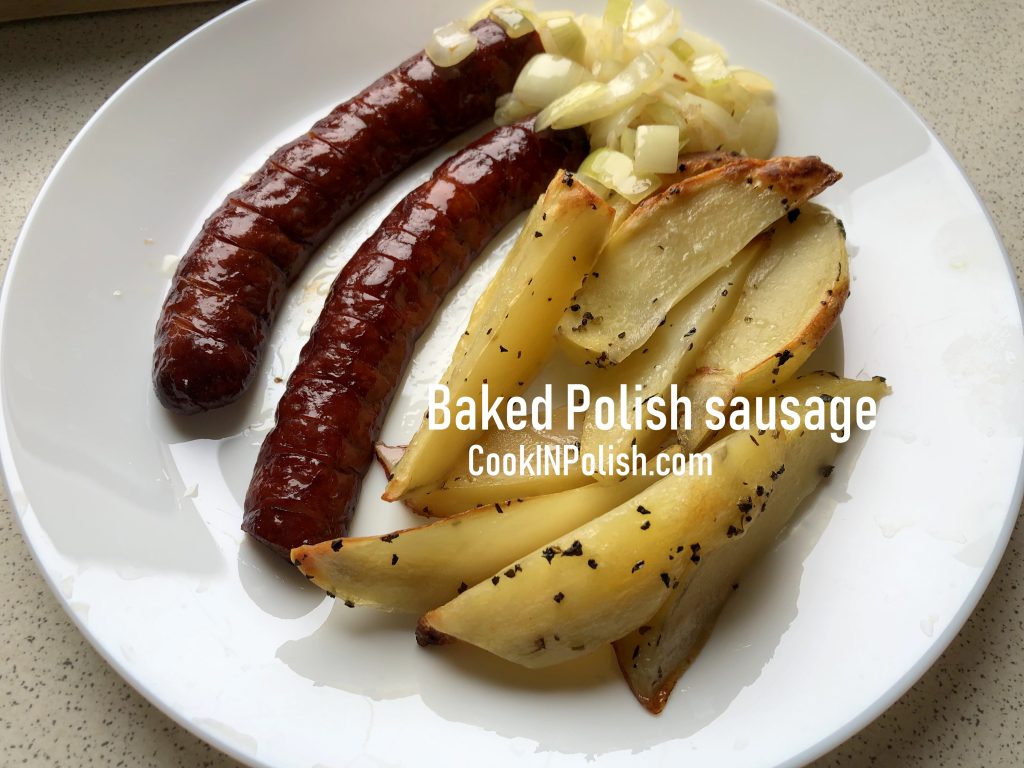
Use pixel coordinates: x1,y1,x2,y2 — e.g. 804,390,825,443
3,0,1023,766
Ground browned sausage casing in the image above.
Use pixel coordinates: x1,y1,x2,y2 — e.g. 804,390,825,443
153,20,542,415
243,121,588,557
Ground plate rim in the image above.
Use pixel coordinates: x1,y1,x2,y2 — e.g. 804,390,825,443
1,1,1022,766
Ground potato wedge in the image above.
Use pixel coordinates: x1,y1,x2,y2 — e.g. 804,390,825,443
417,374,885,668
555,156,840,365
614,373,890,712
578,236,766,482
679,203,849,450
379,408,592,517
385,172,614,500
292,472,657,614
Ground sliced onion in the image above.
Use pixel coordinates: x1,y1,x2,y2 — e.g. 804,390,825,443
587,96,649,149
668,37,694,62
489,6,535,38
578,148,660,204
494,93,535,125
731,67,775,96
468,0,534,24
633,124,679,173
691,53,731,90
679,28,726,60
737,97,778,158
603,0,632,28
544,14,586,62
626,0,678,48
513,53,593,108
620,126,637,158
426,21,478,67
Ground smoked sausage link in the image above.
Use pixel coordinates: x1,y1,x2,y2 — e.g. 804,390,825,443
153,20,542,414
243,121,588,557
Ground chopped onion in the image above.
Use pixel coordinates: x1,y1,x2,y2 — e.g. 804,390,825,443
626,0,678,48
678,28,727,59
633,124,679,173
537,51,662,130
494,93,535,125
738,98,778,158
603,0,631,28
578,148,660,204
691,53,731,90
544,14,586,62
426,21,478,67
731,67,775,95
475,0,779,203
513,53,593,108
490,6,535,38
668,37,695,62
620,126,637,158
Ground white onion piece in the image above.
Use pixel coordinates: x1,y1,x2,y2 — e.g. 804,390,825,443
426,21,478,67
731,67,775,95
620,126,637,158
490,6,535,38
679,28,726,60
578,148,660,204
738,98,778,158
537,51,661,130
691,53,731,90
494,93,535,125
513,53,593,108
627,0,678,48
544,14,586,61
587,96,649,149
633,124,679,173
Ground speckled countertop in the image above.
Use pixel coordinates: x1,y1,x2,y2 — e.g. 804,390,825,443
1,1,1022,765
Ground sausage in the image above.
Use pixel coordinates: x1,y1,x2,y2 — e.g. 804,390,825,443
153,20,543,415
243,120,588,557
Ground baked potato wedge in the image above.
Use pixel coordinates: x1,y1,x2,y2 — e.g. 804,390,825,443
385,172,614,500
292,471,657,614
578,235,766,482
679,203,849,450
555,156,840,365
614,373,890,712
417,374,885,669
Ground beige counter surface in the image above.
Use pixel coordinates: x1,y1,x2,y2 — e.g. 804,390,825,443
1,1,1022,765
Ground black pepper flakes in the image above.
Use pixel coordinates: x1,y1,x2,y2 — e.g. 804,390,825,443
491,576,500,585
344,599,355,608
542,546,559,563
756,485,765,496
632,560,645,573
787,207,801,223
499,345,508,353
587,558,598,569
391,553,399,566
381,532,399,543
553,592,565,603
534,231,543,238
457,582,469,594
640,520,651,531
562,540,583,557
821,465,835,478
737,497,754,513
331,539,343,552
637,505,652,515
660,572,671,588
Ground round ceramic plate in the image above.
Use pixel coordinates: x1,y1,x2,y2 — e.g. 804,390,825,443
3,0,1022,766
